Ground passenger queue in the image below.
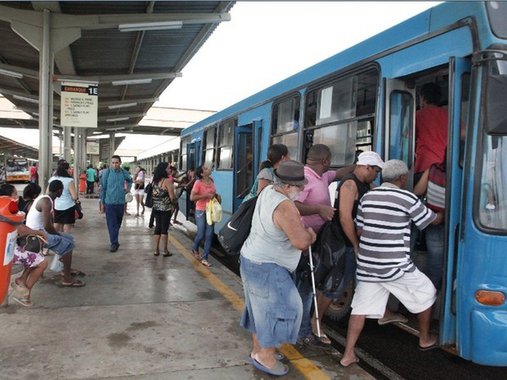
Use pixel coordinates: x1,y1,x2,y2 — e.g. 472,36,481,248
6,130,446,378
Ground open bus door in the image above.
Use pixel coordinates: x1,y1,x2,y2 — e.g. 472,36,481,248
383,78,416,182
232,122,260,212
441,57,471,352
185,140,201,220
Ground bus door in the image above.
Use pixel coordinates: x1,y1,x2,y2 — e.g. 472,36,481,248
185,140,201,219
233,121,260,211
441,57,471,350
186,139,201,171
383,79,416,188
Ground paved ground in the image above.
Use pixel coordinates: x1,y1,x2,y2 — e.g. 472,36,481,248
1,197,374,379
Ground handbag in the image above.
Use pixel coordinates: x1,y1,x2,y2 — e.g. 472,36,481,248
145,182,154,208
17,234,44,253
75,200,84,220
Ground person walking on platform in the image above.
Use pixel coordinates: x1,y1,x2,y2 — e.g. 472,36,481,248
26,180,84,287
190,165,216,267
29,162,38,184
293,144,353,348
133,165,146,216
100,155,132,252
240,160,316,377
86,164,96,195
151,162,176,257
340,160,442,367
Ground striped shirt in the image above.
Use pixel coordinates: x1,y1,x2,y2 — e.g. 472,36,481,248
355,182,436,282
426,163,446,212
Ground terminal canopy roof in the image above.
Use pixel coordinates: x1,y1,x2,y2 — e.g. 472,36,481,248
0,1,234,136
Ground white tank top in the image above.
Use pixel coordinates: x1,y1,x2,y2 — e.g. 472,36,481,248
25,195,52,231
241,185,301,272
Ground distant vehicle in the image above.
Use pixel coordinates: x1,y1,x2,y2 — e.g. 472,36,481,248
5,157,30,183
179,2,507,366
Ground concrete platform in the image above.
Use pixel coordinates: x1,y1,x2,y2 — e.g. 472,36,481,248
1,198,374,379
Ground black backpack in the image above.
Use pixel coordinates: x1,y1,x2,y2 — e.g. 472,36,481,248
218,196,257,255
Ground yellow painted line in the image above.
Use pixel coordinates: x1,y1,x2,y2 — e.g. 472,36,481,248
169,234,331,380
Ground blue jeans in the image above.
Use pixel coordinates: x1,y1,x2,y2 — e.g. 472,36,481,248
105,204,125,246
240,256,303,348
192,210,214,260
294,252,313,339
425,224,444,290
45,232,74,256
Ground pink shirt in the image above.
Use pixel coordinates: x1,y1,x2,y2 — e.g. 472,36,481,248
297,167,336,233
192,179,216,211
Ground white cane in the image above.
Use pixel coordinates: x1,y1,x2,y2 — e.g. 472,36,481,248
307,244,321,338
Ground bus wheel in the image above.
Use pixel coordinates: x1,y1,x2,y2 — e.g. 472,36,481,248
325,280,355,322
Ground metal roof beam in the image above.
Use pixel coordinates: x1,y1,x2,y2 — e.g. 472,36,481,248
0,7,230,30
54,72,182,84
99,98,159,108
0,63,39,80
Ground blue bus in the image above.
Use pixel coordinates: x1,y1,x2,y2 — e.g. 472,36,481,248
179,2,507,366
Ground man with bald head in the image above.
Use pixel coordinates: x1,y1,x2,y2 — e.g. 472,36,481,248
294,143,353,348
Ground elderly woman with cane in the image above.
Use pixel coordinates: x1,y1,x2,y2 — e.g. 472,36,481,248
239,160,316,377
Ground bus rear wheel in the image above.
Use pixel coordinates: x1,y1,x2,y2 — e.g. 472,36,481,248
324,280,354,322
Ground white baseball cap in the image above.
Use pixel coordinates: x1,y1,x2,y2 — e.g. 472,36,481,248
356,151,384,169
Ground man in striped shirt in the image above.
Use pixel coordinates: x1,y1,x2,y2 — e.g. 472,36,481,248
340,160,444,367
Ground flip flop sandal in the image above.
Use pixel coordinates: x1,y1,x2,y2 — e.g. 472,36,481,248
154,251,160,256
250,352,285,362
62,279,86,287
339,358,360,368
251,358,289,376
418,342,438,351
316,333,332,345
163,251,173,257
12,296,32,307
11,281,29,298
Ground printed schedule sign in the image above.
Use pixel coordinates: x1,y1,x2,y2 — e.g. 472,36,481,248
61,82,98,128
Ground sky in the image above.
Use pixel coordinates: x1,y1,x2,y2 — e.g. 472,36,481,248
157,1,440,111
0,1,440,155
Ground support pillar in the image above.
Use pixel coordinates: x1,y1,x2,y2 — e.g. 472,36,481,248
109,133,116,159
63,126,71,162
38,9,53,188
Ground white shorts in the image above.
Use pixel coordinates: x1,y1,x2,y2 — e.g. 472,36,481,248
134,189,145,196
351,268,436,318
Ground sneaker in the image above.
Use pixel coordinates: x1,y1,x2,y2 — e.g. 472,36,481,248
301,334,332,349
201,259,212,267
378,313,408,325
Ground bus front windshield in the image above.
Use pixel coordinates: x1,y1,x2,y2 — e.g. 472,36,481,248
478,58,507,231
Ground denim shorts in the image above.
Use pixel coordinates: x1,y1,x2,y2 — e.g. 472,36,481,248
239,256,303,348
45,232,75,256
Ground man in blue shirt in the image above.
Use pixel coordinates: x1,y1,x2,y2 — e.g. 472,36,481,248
100,155,132,252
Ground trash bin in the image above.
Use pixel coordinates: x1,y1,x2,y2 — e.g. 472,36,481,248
0,196,25,305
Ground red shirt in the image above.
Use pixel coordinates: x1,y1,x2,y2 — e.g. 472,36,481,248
192,179,216,211
414,105,448,173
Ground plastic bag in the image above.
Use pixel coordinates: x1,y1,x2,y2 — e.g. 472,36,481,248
49,255,63,272
206,197,222,225
125,192,133,203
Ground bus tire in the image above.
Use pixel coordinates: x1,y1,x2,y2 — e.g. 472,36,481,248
324,279,355,322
